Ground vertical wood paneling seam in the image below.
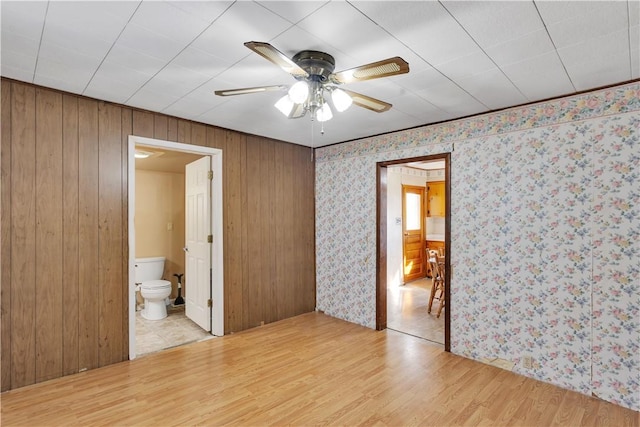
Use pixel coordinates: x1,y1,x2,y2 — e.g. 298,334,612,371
1,80,13,391
32,88,38,383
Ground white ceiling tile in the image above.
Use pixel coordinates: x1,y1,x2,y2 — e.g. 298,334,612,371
0,48,37,76
455,68,528,110
151,63,212,94
34,64,91,94
436,50,496,81
485,29,556,67
295,2,397,62
256,1,328,23
116,23,187,62
0,1,47,40
539,1,628,49
535,1,615,25
37,40,103,74
386,92,444,119
566,51,632,91
166,1,233,24
631,25,639,79
0,31,39,77
351,1,479,66
630,0,640,26
1,64,33,82
267,25,332,57
126,87,181,112
501,52,574,101
171,47,230,78
189,1,291,62
442,1,543,47
557,28,630,73
40,25,114,60
213,54,292,89
90,60,152,89
162,96,218,119
394,66,450,92
416,79,487,113
82,85,130,105
192,78,247,102
103,44,167,75
129,1,211,46
44,1,135,40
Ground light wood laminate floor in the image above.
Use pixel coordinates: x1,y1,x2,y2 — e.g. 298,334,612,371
387,278,444,344
2,312,638,426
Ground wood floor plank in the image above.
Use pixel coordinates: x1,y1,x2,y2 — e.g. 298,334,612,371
1,313,638,427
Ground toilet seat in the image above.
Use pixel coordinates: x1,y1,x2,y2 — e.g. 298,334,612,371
141,279,171,290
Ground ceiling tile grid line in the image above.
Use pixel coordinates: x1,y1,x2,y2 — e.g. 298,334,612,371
437,0,529,103
122,1,237,107
348,0,491,111
80,1,143,95
158,1,316,120
531,0,577,93
627,1,637,78
343,1,448,116
31,1,49,84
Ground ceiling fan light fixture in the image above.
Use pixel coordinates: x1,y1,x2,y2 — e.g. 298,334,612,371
331,88,352,112
316,103,333,122
134,149,153,159
275,95,295,116
288,81,309,104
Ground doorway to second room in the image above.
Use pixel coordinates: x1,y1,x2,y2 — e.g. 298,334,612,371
134,145,211,356
133,142,218,356
383,157,448,346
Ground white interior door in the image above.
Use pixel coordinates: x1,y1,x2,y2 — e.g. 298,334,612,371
185,156,211,331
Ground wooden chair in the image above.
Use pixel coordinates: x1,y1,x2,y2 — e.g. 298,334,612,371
427,255,445,318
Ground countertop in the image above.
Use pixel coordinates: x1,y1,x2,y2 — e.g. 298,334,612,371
426,234,445,242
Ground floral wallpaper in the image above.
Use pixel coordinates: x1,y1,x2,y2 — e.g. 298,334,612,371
315,82,640,411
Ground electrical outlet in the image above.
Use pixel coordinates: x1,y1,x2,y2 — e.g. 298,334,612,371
522,355,533,369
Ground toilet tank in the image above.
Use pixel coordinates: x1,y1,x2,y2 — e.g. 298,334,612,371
134,257,166,283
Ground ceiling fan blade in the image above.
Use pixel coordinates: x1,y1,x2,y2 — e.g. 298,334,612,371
341,89,392,113
214,85,287,97
288,103,307,119
331,57,409,84
244,41,309,78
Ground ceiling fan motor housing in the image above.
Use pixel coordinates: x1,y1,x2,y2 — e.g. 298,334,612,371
292,50,336,82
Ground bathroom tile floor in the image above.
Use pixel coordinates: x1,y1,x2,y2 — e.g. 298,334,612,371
135,304,213,356
387,277,445,345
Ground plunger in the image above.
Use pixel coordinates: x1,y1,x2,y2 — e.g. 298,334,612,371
173,273,185,305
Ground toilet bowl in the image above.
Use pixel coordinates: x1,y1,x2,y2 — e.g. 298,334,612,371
135,257,172,320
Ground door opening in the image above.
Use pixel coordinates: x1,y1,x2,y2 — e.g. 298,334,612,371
377,154,450,351
128,136,224,360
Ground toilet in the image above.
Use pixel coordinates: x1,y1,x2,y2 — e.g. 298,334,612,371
134,257,172,320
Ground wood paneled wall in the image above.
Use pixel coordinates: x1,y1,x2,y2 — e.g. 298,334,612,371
0,79,316,392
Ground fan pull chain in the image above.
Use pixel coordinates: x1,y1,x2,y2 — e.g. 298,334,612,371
311,118,315,161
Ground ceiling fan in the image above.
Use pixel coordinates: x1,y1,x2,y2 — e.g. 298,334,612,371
214,42,410,122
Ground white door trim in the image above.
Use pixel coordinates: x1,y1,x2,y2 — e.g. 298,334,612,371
127,135,224,361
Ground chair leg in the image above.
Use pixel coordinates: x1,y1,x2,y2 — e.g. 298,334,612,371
427,278,437,313
436,286,445,318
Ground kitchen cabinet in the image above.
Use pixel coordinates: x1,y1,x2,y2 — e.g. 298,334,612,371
426,181,445,217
